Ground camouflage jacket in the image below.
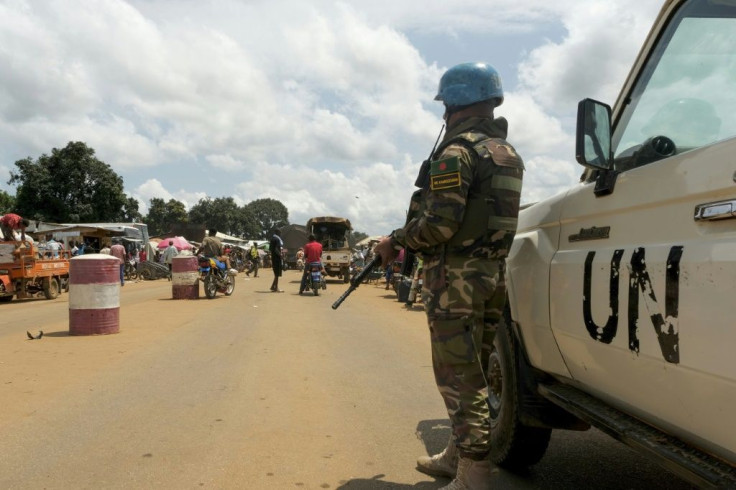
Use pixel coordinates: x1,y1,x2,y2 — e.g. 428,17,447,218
394,116,524,259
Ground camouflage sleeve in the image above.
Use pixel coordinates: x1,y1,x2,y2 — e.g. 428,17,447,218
394,144,475,251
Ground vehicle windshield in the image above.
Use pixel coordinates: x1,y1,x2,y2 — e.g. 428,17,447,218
312,224,349,250
612,0,736,171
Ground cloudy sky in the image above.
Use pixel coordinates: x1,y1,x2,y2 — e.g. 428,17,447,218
0,0,663,236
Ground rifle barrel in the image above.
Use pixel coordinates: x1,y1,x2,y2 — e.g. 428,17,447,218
331,255,382,310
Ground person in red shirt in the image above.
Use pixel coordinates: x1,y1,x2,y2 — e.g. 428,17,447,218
299,234,323,294
0,213,29,242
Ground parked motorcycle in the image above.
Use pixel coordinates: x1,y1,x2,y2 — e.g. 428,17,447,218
197,256,236,299
304,261,326,296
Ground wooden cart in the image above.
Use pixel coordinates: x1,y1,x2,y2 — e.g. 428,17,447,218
0,241,71,302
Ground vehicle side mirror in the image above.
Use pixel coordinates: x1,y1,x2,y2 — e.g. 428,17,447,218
576,98,613,170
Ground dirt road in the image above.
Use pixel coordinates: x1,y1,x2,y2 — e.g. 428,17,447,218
0,270,450,489
0,269,697,489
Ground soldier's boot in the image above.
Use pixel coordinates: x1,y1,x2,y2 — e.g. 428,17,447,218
416,435,458,478
439,457,491,490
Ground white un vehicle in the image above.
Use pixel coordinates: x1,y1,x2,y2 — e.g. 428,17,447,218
491,1,736,487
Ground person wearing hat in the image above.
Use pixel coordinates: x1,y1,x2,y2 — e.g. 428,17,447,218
374,62,524,489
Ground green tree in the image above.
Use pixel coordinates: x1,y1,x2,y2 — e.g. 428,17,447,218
0,190,15,214
188,197,247,236
121,196,143,222
245,198,289,239
236,206,259,238
8,141,128,223
352,231,368,243
144,198,188,236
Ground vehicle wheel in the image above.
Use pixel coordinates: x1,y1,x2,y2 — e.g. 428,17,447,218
204,275,218,299
140,269,153,281
313,286,319,296
488,321,552,470
224,275,235,296
60,276,70,292
342,268,350,283
0,295,13,303
43,277,60,300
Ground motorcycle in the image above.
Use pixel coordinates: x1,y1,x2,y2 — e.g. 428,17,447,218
124,258,138,281
304,261,326,296
197,255,236,299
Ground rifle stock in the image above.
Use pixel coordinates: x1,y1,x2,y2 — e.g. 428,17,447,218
331,255,382,310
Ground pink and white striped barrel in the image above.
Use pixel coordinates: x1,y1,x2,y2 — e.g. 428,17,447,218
172,255,199,299
68,255,120,335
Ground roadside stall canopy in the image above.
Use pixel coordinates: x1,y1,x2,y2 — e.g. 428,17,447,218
215,232,248,247
355,235,385,248
31,224,128,238
156,236,193,251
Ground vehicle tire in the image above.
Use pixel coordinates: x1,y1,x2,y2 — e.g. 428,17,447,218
224,275,235,296
313,285,319,296
43,277,60,300
60,276,70,292
342,268,350,283
140,269,153,281
204,275,218,299
488,321,552,470
0,295,13,303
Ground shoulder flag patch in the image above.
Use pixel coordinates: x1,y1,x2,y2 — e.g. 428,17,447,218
430,156,459,175
430,156,461,190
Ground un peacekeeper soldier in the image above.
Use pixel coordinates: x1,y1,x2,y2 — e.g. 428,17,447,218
375,62,524,490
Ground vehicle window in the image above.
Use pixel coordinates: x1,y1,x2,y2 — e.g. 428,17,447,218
612,1,736,172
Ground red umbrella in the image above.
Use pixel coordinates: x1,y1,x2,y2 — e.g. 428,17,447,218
157,236,193,251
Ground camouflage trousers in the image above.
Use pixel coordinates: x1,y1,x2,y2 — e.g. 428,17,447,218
421,253,506,459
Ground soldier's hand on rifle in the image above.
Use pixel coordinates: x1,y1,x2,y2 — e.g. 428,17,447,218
374,236,398,268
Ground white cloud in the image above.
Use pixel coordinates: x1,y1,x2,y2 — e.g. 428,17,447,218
132,178,207,215
0,0,669,235
518,1,663,113
206,154,245,172
234,155,417,233
522,156,581,204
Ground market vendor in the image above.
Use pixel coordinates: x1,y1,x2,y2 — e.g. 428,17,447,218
0,213,30,242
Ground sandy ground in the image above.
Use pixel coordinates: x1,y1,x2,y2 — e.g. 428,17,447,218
0,269,697,489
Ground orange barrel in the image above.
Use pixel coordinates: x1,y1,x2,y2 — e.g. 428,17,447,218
172,255,199,299
68,254,120,335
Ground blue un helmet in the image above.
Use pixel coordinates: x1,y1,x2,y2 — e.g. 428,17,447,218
434,62,504,108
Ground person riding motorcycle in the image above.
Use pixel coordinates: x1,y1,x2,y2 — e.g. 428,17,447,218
299,234,324,294
197,229,232,272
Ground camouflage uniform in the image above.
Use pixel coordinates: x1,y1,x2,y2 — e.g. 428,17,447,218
393,115,524,459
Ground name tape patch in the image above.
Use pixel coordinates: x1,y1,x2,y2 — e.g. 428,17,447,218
431,172,461,190
430,156,461,190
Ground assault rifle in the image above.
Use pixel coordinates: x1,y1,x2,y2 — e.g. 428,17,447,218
331,254,382,310
332,125,444,310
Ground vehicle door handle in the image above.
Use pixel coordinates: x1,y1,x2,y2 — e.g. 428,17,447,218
694,199,736,221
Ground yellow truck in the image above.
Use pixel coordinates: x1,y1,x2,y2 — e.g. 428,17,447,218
306,216,352,283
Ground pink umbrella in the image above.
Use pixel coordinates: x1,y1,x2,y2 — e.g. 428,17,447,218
157,236,193,251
